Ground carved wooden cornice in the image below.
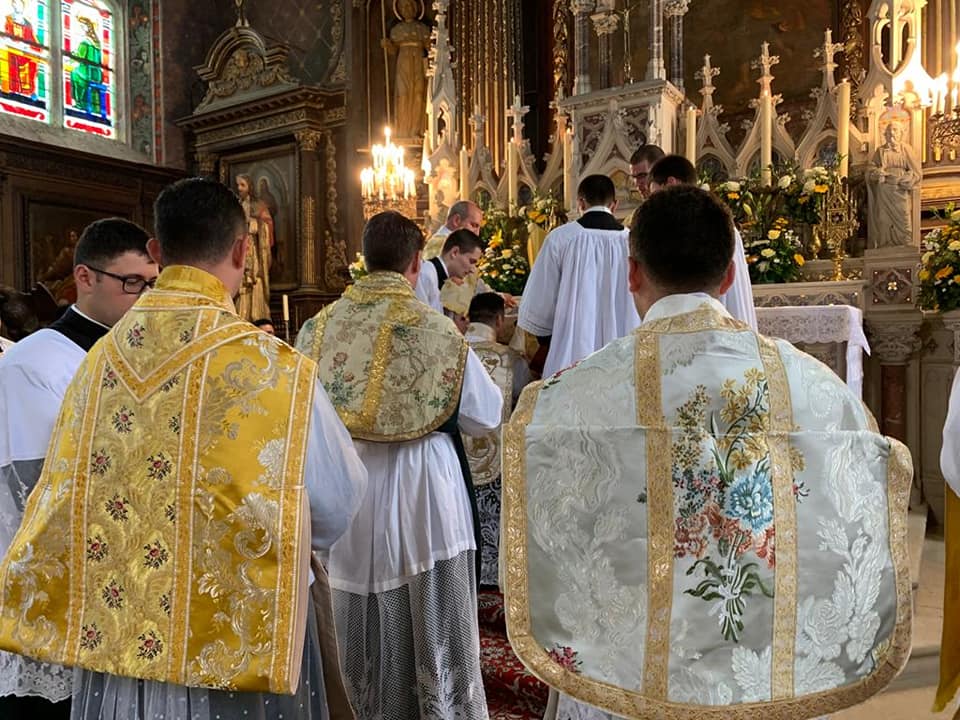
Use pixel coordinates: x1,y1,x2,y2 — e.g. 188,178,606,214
193,25,299,113
178,87,347,152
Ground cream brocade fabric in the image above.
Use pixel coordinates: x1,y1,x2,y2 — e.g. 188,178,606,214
464,339,514,486
296,271,467,442
502,296,913,719
0,266,317,694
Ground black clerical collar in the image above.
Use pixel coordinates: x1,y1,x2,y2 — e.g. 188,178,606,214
48,305,110,352
577,210,624,231
429,256,449,289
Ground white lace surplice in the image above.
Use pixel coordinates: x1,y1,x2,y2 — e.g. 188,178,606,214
0,330,87,703
328,348,501,719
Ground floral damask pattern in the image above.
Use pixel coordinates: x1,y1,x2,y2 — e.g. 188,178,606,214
669,369,805,643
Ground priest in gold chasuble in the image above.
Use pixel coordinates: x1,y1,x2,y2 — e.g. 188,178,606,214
296,211,502,720
0,179,367,720
503,187,913,720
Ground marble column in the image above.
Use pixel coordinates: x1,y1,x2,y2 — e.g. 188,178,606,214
572,0,595,95
591,8,618,90
866,314,922,443
647,0,666,81
664,0,689,91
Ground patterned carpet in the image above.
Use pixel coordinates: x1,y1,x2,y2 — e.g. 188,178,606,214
479,589,549,720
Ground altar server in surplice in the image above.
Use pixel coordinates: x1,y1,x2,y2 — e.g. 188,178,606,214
518,174,640,378
0,218,157,719
296,210,502,720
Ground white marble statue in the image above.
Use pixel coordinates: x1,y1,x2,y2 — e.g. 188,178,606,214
866,121,921,249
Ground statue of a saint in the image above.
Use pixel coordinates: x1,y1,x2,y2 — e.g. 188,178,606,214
235,174,274,321
866,121,921,249
382,0,430,139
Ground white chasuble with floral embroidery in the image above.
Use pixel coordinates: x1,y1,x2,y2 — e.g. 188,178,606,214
296,271,468,442
502,294,913,719
0,266,317,695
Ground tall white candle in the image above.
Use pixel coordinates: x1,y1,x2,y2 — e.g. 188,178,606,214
685,105,697,164
459,146,470,200
562,127,574,213
507,141,518,210
836,79,851,179
760,93,773,187
282,294,290,323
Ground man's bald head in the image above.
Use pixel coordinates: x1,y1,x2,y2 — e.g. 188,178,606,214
446,201,483,235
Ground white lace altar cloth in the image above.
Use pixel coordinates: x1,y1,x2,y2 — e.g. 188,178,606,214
756,305,870,398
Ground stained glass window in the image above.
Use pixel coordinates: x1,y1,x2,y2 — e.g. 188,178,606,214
0,0,50,123
61,0,112,137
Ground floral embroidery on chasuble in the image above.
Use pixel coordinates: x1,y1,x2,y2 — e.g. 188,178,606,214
501,298,914,719
0,266,316,694
296,271,467,442
464,341,514,485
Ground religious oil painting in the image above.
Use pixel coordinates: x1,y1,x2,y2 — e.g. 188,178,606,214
682,0,836,113
223,147,297,288
27,202,116,306
0,0,50,123
61,0,114,137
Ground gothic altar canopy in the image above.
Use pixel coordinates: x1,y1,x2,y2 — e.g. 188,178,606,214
346,0,957,524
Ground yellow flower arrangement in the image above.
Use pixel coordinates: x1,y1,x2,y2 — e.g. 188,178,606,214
348,252,368,282
919,204,960,312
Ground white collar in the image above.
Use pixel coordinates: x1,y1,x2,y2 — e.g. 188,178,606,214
464,322,498,343
582,205,614,215
71,304,111,330
641,293,731,324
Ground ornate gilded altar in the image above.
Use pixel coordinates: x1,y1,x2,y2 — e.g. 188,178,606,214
177,11,350,330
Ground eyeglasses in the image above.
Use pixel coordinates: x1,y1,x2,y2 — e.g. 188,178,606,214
85,265,156,295
631,172,649,180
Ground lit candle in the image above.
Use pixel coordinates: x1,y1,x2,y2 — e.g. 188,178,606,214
836,79,851,179
282,294,290,323
760,92,773,187
685,105,697,164
459,146,470,200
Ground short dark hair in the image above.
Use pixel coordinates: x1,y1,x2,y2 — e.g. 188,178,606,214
468,292,505,326
252,318,274,328
630,185,734,293
153,177,246,265
650,154,697,186
577,174,616,207
73,218,151,269
629,144,665,166
442,228,484,256
362,211,424,273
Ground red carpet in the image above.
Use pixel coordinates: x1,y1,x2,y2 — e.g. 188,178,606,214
479,590,549,720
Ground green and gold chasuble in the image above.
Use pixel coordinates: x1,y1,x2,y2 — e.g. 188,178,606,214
296,271,468,442
502,295,913,719
0,266,317,694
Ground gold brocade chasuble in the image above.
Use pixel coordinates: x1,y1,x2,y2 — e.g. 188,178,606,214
296,271,467,442
0,266,317,694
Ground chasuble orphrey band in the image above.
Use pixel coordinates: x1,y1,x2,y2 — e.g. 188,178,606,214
0,266,317,694
502,296,913,720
